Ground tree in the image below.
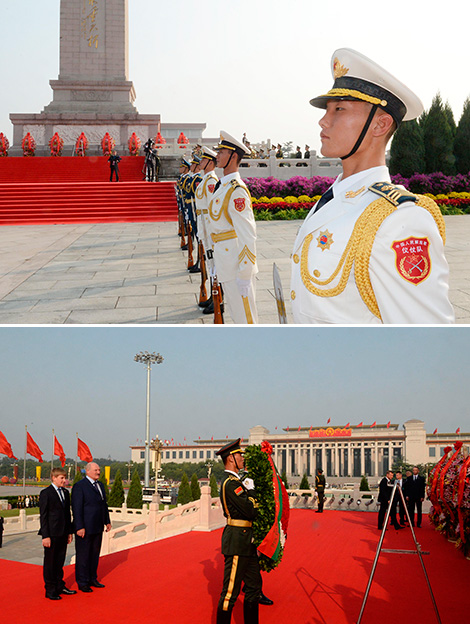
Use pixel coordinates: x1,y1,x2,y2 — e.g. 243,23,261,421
210,473,218,497
444,101,457,138
359,475,370,491
190,473,201,501
73,469,83,485
422,93,455,174
108,469,125,508
177,472,192,505
299,473,311,495
454,97,470,173
99,470,109,500
127,469,143,509
281,471,289,490
389,120,425,176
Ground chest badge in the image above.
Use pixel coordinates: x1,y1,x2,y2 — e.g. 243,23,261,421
392,237,431,285
316,229,334,251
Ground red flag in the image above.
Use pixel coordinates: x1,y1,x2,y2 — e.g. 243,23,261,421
54,436,66,467
211,436,214,441
387,421,391,428
286,426,289,432
327,418,331,424
275,427,277,430
298,425,301,432
77,437,93,462
345,423,350,428
456,427,461,434
433,428,438,435
0,431,17,459
371,421,377,427
357,422,363,427
26,432,43,463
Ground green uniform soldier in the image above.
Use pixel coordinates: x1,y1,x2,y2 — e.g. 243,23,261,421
216,439,261,624
315,468,326,513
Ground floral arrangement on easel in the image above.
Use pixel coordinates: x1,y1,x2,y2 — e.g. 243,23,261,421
128,132,141,156
49,132,64,157
0,133,10,157
22,132,36,157
101,132,115,156
75,132,89,157
427,441,470,558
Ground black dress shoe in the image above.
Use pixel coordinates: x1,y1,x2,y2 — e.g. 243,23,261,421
90,581,105,588
61,587,77,595
259,592,274,605
45,593,62,600
79,586,93,592
188,264,201,273
198,296,213,309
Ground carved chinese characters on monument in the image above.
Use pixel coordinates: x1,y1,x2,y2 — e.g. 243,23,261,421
81,0,103,50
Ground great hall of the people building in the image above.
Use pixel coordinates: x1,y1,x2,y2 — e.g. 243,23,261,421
130,420,469,484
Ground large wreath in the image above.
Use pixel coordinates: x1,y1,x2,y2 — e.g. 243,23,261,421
244,441,289,572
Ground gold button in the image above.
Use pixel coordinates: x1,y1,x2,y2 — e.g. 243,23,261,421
225,248,229,251
314,269,320,277
293,254,299,264
291,290,296,300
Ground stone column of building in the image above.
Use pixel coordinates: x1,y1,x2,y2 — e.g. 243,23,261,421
334,443,340,476
360,444,365,476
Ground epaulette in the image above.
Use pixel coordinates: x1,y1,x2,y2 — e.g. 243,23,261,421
369,182,417,207
230,179,249,193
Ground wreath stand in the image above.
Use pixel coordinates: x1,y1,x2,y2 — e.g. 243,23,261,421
356,481,441,623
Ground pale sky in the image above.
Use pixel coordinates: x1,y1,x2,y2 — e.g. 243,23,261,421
0,327,468,461
0,0,468,153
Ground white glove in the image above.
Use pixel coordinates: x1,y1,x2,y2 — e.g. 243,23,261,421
243,478,255,490
236,278,252,298
209,266,217,279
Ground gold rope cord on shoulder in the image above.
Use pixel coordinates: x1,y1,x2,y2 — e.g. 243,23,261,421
300,195,446,320
208,186,238,224
221,477,231,519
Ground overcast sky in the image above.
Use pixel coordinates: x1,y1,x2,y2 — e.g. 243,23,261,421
1,0,469,153
0,327,468,461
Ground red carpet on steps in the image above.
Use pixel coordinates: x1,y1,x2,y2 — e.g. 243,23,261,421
0,510,468,624
0,157,178,224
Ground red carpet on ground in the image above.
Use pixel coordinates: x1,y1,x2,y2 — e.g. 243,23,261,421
0,157,178,224
1,510,468,623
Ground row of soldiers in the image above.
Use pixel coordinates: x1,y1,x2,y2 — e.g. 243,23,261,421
175,132,259,324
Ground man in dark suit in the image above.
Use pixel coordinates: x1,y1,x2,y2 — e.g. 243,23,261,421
0,515,4,548
377,470,401,530
38,467,76,600
215,439,262,624
405,466,426,527
108,150,121,182
393,471,407,526
315,468,326,513
71,462,111,592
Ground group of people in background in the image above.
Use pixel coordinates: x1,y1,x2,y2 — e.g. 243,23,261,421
378,466,426,531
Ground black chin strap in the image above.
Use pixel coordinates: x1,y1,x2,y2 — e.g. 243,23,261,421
341,104,378,160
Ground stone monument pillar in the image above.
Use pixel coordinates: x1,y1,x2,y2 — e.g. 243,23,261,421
45,0,136,115
9,0,160,154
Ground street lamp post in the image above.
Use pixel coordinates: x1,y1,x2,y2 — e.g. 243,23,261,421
134,351,164,489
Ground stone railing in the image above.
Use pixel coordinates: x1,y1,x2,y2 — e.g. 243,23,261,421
3,509,40,534
99,485,224,557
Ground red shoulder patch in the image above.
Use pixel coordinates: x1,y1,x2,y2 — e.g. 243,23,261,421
392,237,431,285
208,184,215,194
234,486,244,495
234,197,246,212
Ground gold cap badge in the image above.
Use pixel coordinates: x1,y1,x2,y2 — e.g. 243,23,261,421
333,58,349,78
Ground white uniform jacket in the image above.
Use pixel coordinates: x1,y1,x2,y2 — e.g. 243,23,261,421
291,166,454,324
206,172,258,283
195,170,219,251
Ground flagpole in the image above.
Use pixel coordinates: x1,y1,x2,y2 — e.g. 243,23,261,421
23,425,27,496
51,428,54,470
75,432,78,479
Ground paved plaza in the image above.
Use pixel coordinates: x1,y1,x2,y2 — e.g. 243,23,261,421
0,216,468,324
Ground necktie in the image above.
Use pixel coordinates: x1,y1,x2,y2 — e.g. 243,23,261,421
213,180,221,193
313,187,334,213
93,481,102,498
58,488,65,504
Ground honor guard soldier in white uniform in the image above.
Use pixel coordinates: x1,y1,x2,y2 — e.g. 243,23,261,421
209,131,258,324
291,48,454,324
195,146,219,313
